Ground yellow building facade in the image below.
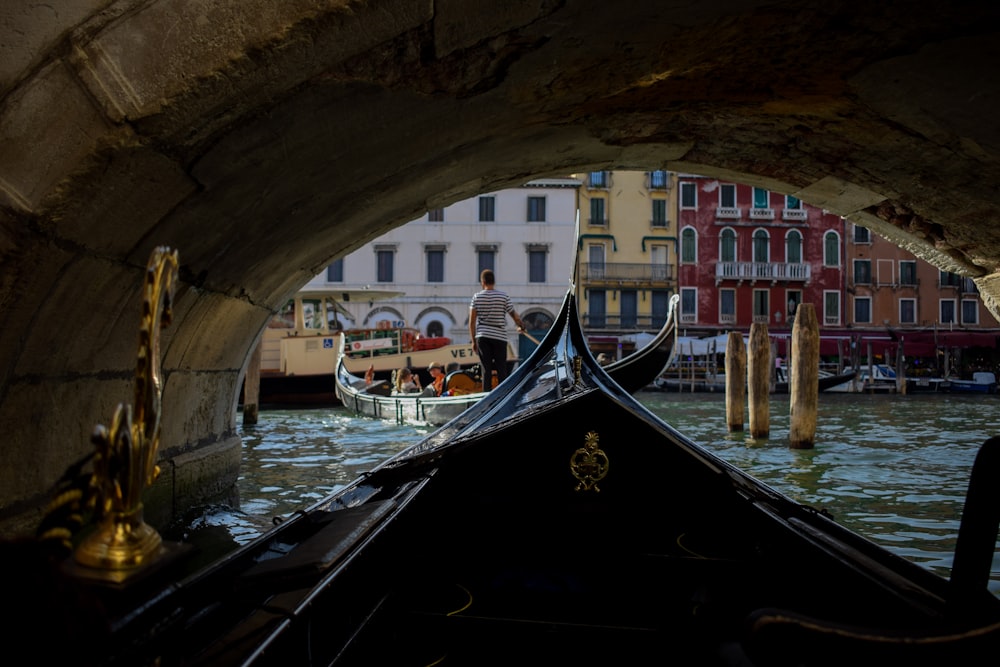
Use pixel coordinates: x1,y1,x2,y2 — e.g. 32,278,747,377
574,170,678,359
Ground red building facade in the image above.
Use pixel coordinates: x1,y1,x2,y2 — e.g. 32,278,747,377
675,175,845,342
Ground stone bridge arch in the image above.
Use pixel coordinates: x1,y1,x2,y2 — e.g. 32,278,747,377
2,0,1000,536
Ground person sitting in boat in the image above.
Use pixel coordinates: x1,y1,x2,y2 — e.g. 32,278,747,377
364,364,375,385
421,362,445,397
393,367,421,394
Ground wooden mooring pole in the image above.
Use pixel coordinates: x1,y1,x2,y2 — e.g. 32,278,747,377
789,303,819,449
724,332,746,432
243,341,261,425
747,323,770,439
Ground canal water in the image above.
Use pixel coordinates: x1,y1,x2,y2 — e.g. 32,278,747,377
176,391,1000,594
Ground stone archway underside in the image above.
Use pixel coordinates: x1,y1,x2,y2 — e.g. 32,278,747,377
2,0,1000,536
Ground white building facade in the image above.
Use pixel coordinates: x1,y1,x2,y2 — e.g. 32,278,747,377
303,178,581,358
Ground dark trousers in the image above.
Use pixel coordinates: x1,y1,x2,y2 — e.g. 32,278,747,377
477,336,508,390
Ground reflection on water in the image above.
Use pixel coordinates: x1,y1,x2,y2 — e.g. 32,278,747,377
179,392,1000,595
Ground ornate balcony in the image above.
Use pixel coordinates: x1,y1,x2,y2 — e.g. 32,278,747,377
749,207,775,220
715,261,810,284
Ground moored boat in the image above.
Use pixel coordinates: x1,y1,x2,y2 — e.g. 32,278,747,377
21,275,1000,666
654,368,857,394
825,363,900,393
948,372,999,394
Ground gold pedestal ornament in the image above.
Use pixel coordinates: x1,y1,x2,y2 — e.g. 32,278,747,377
70,247,179,577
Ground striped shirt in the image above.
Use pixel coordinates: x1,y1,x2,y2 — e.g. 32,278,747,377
470,288,514,342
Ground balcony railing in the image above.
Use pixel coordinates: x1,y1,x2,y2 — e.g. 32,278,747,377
783,208,808,221
749,207,775,220
582,314,671,331
716,207,741,219
579,262,674,285
715,261,810,283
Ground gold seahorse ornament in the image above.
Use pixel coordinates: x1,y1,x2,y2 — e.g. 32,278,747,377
72,247,179,572
570,431,609,492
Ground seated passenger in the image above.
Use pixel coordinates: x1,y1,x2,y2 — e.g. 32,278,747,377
422,362,445,397
393,367,421,394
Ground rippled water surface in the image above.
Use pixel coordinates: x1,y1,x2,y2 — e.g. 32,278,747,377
185,391,1000,594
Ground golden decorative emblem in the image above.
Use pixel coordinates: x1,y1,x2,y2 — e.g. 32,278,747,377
570,431,609,492
72,247,179,573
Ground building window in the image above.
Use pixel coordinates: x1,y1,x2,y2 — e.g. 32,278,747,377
720,289,736,323
853,224,870,243
962,299,979,324
680,182,697,209
589,171,608,188
621,290,638,328
753,229,769,263
900,298,916,324
786,195,801,209
651,290,671,327
680,287,697,322
428,208,444,222
824,291,841,326
940,271,962,288
427,320,444,338
900,261,917,285
940,299,956,324
753,188,769,208
720,228,736,262
720,184,737,209
650,244,669,280
853,259,872,285
752,289,769,322
681,227,697,263
588,244,606,279
589,197,606,226
326,258,344,282
786,291,801,320
649,170,668,189
477,246,496,276
528,248,547,283
589,289,607,327
785,230,802,264
854,296,871,324
426,247,445,283
527,196,546,222
824,231,840,266
376,249,394,282
651,199,667,227
478,196,495,222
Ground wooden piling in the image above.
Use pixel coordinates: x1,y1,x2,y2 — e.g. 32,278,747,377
243,341,261,425
896,342,907,394
724,332,746,432
789,303,819,449
747,323,770,439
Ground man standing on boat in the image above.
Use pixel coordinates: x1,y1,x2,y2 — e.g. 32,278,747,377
470,269,525,391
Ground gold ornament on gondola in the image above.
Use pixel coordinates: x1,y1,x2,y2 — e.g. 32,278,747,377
570,431,609,492
72,247,179,574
